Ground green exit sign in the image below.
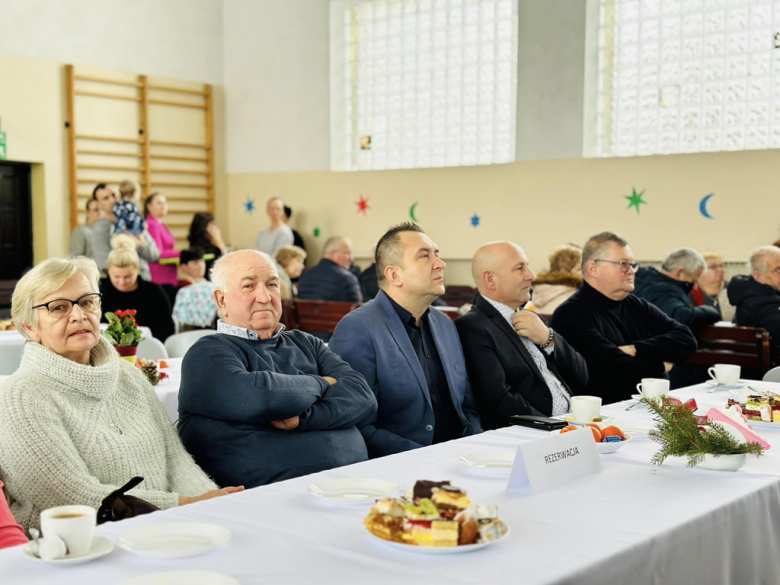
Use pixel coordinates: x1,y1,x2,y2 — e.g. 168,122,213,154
0,130,6,160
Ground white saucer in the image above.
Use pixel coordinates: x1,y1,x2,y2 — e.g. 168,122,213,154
120,572,240,585
706,379,749,391
367,521,510,554
24,535,113,565
747,419,780,430
307,478,400,505
553,414,614,425
459,452,515,476
117,523,231,559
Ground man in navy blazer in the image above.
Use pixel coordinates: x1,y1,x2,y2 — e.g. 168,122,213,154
329,223,482,458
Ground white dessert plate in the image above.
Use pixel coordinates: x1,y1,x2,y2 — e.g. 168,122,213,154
459,452,515,476
549,429,632,454
117,524,231,559
553,414,613,425
24,535,113,565
705,379,749,391
120,572,240,585
746,419,780,430
307,478,401,505
367,521,510,554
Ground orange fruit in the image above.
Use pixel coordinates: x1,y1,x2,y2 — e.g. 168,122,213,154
588,426,603,442
585,423,602,431
560,425,579,434
601,426,625,440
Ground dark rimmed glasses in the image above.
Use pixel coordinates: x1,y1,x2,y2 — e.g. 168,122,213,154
32,293,103,317
594,260,639,273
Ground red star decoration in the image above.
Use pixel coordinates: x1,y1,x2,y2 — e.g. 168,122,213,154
356,195,370,215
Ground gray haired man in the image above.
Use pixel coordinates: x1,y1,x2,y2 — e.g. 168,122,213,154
728,246,780,336
634,247,720,333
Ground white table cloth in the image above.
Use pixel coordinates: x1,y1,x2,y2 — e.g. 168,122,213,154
2,383,780,584
0,325,154,346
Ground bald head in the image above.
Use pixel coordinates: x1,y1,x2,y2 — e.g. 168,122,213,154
211,249,276,294
323,237,353,270
472,241,535,309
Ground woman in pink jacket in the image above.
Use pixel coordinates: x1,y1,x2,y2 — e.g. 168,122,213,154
144,193,180,296
1,481,27,549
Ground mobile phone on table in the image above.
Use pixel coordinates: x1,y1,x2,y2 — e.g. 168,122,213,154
509,415,568,431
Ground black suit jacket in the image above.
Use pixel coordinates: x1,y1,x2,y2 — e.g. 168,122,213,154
455,294,588,430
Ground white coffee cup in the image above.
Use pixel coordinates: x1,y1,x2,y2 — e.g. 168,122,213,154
570,395,602,422
636,378,670,400
708,364,740,386
40,505,96,557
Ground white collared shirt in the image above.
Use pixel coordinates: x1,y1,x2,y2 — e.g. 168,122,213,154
482,297,571,416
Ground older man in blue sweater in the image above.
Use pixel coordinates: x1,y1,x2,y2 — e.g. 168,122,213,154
178,250,377,489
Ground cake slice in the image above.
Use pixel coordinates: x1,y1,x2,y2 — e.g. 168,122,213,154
430,520,459,547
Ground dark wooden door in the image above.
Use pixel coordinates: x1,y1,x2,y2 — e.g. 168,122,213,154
0,162,33,307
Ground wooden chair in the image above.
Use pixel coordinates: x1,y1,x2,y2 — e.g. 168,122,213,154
432,305,460,322
685,325,771,374
290,299,361,335
279,299,298,331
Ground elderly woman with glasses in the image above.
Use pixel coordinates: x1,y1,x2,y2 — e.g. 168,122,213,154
0,257,243,530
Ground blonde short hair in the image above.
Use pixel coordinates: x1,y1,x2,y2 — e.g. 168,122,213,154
119,179,138,201
702,252,723,262
107,237,140,270
275,245,307,269
11,257,101,341
549,245,583,273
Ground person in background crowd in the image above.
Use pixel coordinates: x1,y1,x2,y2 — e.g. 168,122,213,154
100,238,175,341
691,252,735,321
551,232,697,404
526,245,583,316
329,223,482,458
178,250,376,488
113,180,146,236
297,237,362,303
178,247,208,288
0,480,27,549
188,213,227,280
275,245,307,300
283,205,307,254
92,183,160,280
69,198,101,259
728,246,780,336
1,257,242,530
144,192,180,304
255,198,294,257
634,248,720,334
456,242,588,430
173,247,218,330
359,256,380,301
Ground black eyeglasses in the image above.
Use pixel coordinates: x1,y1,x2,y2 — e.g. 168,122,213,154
32,293,103,317
594,260,639,273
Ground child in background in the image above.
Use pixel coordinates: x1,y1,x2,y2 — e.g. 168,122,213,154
113,180,146,235
174,247,218,329
177,247,208,288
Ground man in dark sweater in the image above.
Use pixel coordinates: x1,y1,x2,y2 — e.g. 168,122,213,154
728,246,780,336
178,250,377,488
633,248,720,334
552,232,697,405
297,237,362,303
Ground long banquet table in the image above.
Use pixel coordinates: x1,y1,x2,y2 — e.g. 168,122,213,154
3,382,780,584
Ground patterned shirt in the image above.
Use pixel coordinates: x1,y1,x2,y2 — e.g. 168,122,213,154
483,297,571,416
173,281,219,328
216,319,285,340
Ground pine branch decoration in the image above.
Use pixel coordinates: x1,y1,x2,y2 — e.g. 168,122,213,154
643,397,764,467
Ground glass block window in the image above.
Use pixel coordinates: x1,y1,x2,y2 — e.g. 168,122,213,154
330,0,518,171
597,0,780,157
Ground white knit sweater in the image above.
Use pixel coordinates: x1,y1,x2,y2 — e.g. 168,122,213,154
0,336,217,530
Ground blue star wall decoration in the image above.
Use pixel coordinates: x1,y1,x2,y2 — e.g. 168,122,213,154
244,197,256,214
470,213,481,228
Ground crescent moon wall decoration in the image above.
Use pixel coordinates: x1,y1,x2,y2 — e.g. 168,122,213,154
699,193,715,219
410,202,420,222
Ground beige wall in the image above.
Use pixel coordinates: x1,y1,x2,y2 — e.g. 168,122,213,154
0,53,226,261
227,149,779,285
